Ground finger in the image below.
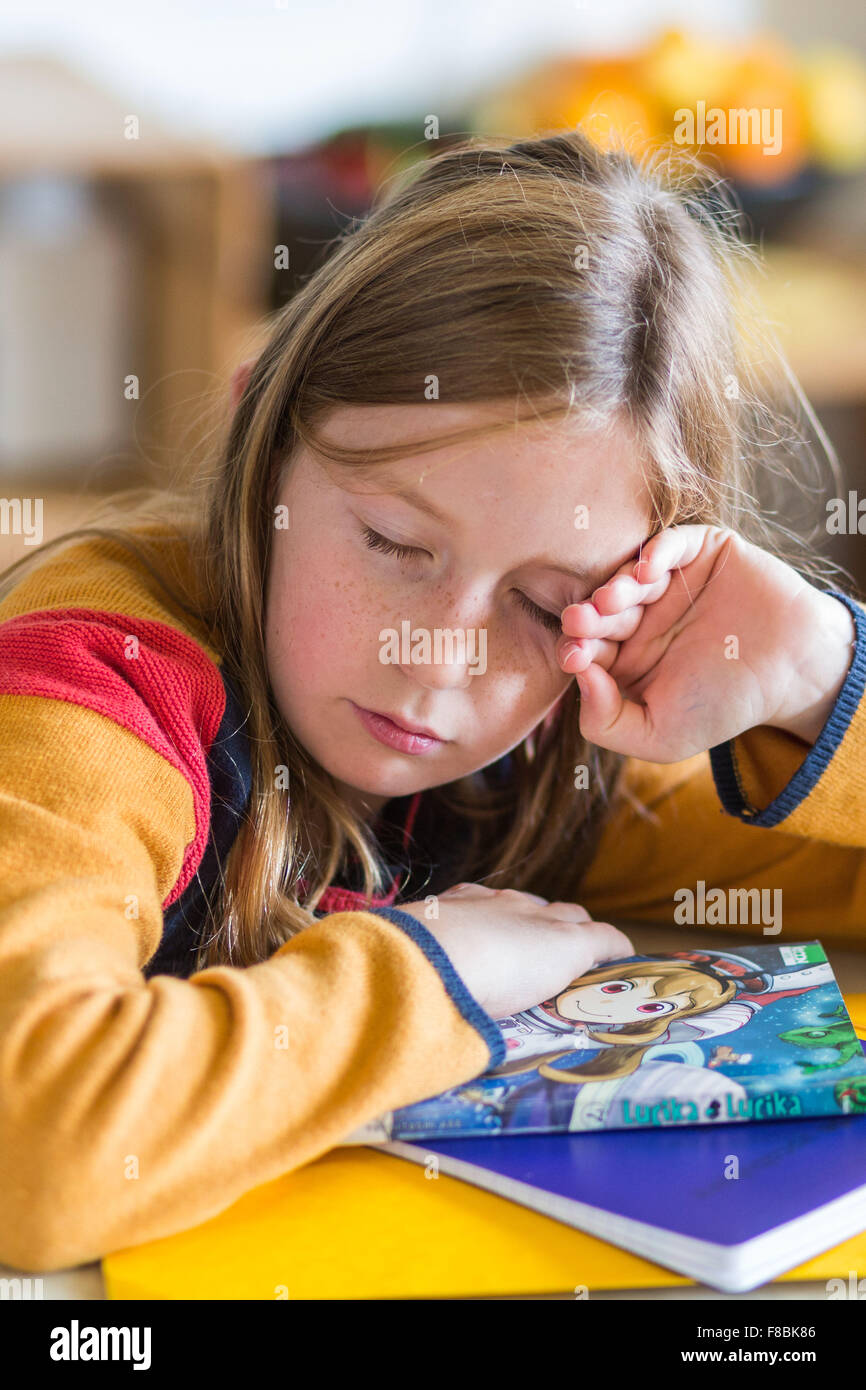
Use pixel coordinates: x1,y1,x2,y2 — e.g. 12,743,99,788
563,567,673,631
572,659,678,762
558,635,619,675
561,593,651,641
568,533,668,616
585,922,635,959
595,541,657,591
561,920,636,970
590,563,674,617
589,923,635,960
494,887,548,904
544,901,592,922
630,525,723,589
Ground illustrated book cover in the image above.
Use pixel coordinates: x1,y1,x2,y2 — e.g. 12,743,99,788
346,941,866,1142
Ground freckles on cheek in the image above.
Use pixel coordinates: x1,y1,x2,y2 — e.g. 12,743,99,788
493,626,565,696
269,560,384,680
482,653,560,725
494,653,572,739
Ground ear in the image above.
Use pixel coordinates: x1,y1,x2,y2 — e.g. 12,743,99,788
229,358,255,412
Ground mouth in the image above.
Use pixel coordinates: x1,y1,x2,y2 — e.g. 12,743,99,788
349,701,448,755
375,708,443,739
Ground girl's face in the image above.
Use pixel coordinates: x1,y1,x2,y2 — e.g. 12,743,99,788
265,402,652,819
554,976,692,1025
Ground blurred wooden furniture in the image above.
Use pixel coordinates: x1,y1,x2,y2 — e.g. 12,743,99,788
0,54,274,487
758,244,866,406
0,491,112,579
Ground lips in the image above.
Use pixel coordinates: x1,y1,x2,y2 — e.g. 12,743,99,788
349,701,446,756
372,709,443,740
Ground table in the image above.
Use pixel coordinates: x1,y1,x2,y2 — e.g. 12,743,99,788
3,921,864,1300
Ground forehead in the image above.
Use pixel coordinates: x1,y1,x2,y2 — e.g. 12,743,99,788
313,401,654,547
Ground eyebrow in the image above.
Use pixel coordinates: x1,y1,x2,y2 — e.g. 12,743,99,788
387,482,618,592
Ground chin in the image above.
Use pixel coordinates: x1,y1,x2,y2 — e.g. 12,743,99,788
319,751,420,796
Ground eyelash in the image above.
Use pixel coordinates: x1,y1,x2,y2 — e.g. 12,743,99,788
360,525,563,635
512,591,563,634
361,525,420,562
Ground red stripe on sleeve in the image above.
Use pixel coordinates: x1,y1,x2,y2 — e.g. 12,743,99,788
0,607,227,906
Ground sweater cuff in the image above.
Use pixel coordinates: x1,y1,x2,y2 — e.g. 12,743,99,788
370,906,506,1069
709,590,866,828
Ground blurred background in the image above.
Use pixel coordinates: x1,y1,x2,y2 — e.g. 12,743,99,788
1,0,865,587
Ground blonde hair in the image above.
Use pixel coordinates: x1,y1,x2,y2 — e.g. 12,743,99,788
0,128,855,971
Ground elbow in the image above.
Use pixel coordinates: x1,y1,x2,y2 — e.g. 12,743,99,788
0,1119,106,1273
0,1218,72,1276
0,1191,71,1274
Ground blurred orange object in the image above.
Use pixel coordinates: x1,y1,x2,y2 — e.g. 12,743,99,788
506,57,576,133
554,58,662,157
641,27,736,118
717,34,806,186
472,28,866,182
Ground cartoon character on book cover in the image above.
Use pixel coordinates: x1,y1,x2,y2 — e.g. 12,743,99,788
384,943,864,1137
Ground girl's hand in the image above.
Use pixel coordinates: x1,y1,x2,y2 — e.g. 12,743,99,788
555,524,856,763
399,883,633,1020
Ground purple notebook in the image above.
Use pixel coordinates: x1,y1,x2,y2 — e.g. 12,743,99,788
375,1046,866,1291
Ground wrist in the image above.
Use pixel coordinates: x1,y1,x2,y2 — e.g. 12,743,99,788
765,589,856,745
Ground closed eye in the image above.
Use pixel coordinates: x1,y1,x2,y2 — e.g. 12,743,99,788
360,524,427,562
360,524,563,635
512,590,563,634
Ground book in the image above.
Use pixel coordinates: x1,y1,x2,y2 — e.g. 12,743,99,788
373,1069,866,1293
100,1113,866,1299
346,941,866,1142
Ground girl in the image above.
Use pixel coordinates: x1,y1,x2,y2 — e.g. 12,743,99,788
0,130,864,1273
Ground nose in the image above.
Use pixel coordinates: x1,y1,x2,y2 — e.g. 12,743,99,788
392,593,489,690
